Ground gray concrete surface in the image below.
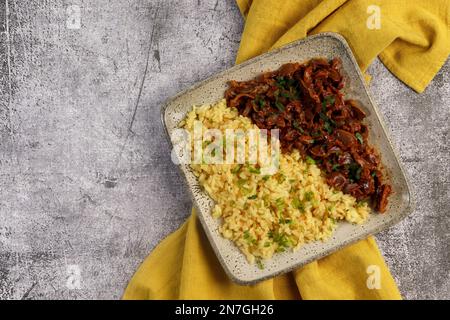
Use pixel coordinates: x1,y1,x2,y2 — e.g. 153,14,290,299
0,0,448,300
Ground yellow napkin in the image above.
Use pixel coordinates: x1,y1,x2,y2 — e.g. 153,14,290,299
124,0,449,300
123,211,400,299
236,0,449,92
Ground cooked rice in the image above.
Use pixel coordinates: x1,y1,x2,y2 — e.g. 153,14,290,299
181,99,369,264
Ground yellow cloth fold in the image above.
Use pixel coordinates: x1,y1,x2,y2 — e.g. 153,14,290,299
236,0,449,92
124,0,449,300
123,211,400,300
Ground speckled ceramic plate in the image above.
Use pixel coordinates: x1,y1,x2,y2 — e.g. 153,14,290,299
161,33,414,285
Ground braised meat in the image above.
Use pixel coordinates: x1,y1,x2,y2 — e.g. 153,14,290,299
224,58,391,212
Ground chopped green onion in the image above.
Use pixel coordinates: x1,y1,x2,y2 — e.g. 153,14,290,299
355,132,364,144
324,121,333,134
348,163,362,181
275,101,285,112
304,191,314,202
247,165,261,174
292,198,305,212
237,179,247,187
327,96,336,104
248,194,257,200
293,120,304,133
332,164,340,171
292,197,300,208
202,140,212,148
275,198,285,212
254,96,266,108
319,112,329,122
243,230,256,244
262,175,270,181
256,259,264,270
357,200,368,207
231,164,242,174
271,232,290,248
281,91,291,98
276,76,286,87
355,166,362,180
306,156,316,165
322,95,335,108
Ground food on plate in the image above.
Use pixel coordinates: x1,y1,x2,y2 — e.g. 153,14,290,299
181,100,369,264
225,58,391,212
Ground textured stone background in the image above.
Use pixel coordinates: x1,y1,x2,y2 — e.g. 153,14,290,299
0,0,448,300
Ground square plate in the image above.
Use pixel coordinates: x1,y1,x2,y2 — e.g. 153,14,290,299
162,32,414,285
